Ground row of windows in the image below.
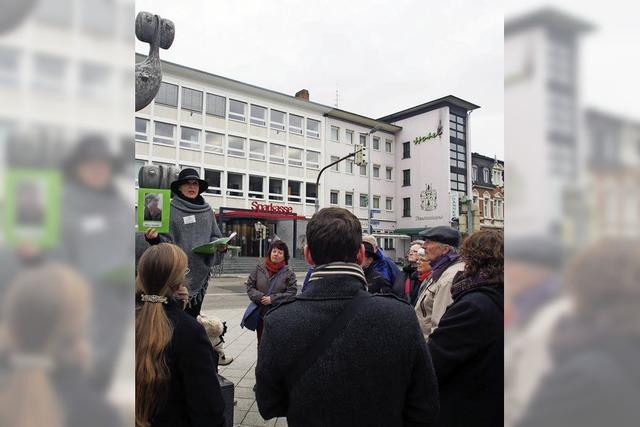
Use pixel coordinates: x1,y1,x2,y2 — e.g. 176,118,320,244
449,112,466,141
329,126,394,153
329,191,394,211
136,160,318,203
155,82,321,139
471,165,504,186
328,156,395,179
136,118,322,168
473,192,504,220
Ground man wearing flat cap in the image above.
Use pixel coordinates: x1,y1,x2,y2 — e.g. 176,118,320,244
414,225,465,338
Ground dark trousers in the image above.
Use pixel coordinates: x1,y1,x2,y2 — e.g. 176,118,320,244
257,319,264,347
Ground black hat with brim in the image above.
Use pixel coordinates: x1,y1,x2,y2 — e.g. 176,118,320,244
419,226,461,248
170,168,208,195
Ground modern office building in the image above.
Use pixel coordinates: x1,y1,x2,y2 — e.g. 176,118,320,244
135,54,480,259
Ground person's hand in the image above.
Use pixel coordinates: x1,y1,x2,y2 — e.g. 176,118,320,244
260,296,272,305
145,228,158,240
174,285,189,310
217,244,228,252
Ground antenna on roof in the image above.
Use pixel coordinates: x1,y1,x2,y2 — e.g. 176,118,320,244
335,86,339,108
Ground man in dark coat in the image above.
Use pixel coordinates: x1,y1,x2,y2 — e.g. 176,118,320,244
256,207,439,426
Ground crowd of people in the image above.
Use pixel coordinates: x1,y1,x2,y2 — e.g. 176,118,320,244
132,174,504,426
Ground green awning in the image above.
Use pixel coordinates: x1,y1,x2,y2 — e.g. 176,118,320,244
393,227,426,235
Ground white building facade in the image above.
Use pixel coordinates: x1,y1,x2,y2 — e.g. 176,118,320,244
135,55,480,260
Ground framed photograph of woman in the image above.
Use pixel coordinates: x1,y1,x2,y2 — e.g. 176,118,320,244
137,188,171,233
3,169,62,248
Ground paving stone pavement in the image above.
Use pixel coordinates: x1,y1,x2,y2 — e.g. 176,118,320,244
202,304,287,427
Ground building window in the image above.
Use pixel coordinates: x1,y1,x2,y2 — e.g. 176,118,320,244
385,139,392,153
270,110,286,131
330,126,340,141
206,93,225,117
204,169,222,195
250,105,267,126
307,119,320,139
305,183,317,204
373,164,380,178
180,126,200,149
360,164,367,176
135,118,149,142
483,168,489,183
227,135,246,157
450,171,467,193
373,196,380,209
382,238,395,251
155,82,178,107
229,99,246,122
483,192,491,218
385,197,393,211
288,147,303,167
289,114,303,135
249,139,266,161
402,169,411,187
288,180,302,203
472,165,478,182
403,198,411,217
345,192,353,207
386,167,393,180
372,137,380,150
359,194,368,208
181,87,203,112
493,196,503,219
345,130,353,144
306,150,320,169
359,134,367,146
153,121,175,145
402,141,411,159
450,142,466,169
226,173,244,197
330,156,340,172
205,131,224,154
135,159,146,186
449,112,465,140
269,143,285,164
248,175,264,199
492,168,503,186
346,159,354,174
330,191,339,205
269,178,284,201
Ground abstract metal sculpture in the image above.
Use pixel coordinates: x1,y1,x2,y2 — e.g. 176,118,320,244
135,11,175,111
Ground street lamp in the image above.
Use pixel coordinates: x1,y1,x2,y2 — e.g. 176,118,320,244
366,125,381,234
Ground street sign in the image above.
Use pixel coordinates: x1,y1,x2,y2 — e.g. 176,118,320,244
371,209,381,214
450,192,460,220
370,219,380,225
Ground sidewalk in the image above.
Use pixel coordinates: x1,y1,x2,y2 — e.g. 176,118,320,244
202,307,287,427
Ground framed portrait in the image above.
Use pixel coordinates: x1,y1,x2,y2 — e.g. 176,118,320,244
3,169,62,248
137,188,171,233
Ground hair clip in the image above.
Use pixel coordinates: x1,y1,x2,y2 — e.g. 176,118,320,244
141,294,168,304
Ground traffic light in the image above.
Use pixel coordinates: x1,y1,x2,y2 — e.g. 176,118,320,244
354,144,366,166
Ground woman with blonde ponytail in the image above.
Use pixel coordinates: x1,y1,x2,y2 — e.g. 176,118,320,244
136,243,224,427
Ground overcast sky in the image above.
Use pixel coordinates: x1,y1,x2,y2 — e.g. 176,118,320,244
136,0,504,159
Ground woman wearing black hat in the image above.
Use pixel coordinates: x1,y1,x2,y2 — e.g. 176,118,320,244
145,168,226,318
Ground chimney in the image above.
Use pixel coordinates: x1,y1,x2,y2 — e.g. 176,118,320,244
295,89,309,101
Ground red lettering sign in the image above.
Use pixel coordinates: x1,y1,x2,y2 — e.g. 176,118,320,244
251,201,295,215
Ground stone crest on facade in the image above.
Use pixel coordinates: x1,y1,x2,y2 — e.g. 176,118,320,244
420,184,438,211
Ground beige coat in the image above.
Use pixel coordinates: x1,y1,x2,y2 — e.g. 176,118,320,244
414,260,465,339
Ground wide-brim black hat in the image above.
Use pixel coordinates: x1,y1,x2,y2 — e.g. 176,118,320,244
419,226,461,248
170,168,208,195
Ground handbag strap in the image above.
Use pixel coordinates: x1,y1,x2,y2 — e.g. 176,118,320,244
265,267,284,296
285,291,370,389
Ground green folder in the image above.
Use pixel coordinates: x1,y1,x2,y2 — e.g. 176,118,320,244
192,232,237,254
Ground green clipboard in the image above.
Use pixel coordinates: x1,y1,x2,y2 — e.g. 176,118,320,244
193,232,237,254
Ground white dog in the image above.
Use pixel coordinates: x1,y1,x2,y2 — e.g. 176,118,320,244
197,314,233,366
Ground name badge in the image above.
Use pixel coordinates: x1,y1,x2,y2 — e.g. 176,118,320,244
183,215,196,225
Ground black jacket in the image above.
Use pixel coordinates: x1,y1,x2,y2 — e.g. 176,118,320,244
364,264,394,294
148,299,225,427
427,280,503,427
256,275,439,426
392,264,421,305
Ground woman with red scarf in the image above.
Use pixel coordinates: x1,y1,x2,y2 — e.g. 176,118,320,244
413,249,433,303
245,240,298,345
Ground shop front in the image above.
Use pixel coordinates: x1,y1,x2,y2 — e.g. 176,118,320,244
216,201,307,258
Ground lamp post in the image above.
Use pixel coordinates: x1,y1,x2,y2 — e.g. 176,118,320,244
314,148,365,213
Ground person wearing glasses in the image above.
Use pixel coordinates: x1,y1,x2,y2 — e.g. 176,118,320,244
392,241,425,304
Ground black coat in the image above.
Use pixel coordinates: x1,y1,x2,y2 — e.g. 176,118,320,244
364,264,394,294
428,281,503,427
148,300,225,427
256,275,439,427
392,265,421,305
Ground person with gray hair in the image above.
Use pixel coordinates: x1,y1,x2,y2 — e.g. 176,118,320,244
414,226,465,338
